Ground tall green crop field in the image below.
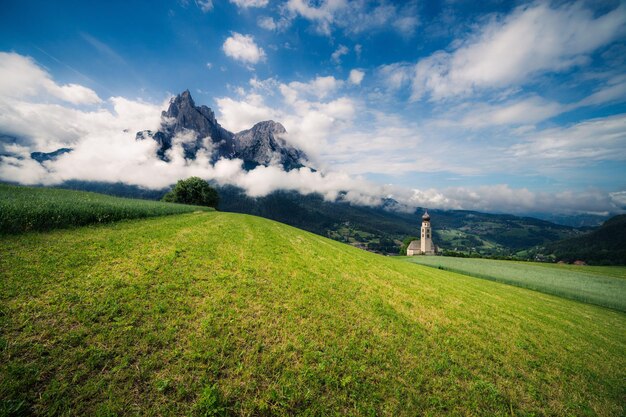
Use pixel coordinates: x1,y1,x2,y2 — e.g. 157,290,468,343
1,212,625,416
0,183,211,234
402,256,626,312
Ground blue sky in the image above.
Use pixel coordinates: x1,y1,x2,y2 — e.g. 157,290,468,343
0,0,625,214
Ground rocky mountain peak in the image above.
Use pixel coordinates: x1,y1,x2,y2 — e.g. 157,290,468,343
162,90,219,130
234,120,305,170
143,90,234,160
250,120,286,133
134,90,307,170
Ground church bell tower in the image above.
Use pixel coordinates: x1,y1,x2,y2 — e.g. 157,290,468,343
420,210,435,254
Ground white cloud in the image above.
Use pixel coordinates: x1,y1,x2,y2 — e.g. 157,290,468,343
285,0,343,35
206,62,213,69
257,16,291,31
455,96,565,128
218,74,356,161
0,52,101,105
377,63,412,90
230,0,268,8
403,185,625,215
610,191,626,208
215,93,279,133
392,15,419,37
1,52,624,216
354,44,362,58
348,69,365,85
222,33,266,64
284,0,419,36
258,16,277,30
577,74,626,107
195,0,213,12
411,2,626,100
331,45,349,63
509,113,626,162
285,75,343,100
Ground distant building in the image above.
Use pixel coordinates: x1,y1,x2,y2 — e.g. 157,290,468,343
407,210,437,256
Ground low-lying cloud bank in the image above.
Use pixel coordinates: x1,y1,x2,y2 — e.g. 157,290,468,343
0,51,624,216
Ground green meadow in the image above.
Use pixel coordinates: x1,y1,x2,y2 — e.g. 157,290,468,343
1,210,625,416
0,183,211,234
401,256,626,312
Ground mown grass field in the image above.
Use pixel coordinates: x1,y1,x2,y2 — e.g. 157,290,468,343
401,256,626,312
1,212,625,416
0,183,211,234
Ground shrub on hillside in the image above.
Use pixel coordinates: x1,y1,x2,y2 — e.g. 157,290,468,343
162,177,219,208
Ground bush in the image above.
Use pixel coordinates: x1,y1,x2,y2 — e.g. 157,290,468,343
162,177,219,208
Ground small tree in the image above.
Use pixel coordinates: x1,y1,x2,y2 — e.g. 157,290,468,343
162,177,219,208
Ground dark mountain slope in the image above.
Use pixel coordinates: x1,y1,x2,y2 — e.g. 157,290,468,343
545,214,626,265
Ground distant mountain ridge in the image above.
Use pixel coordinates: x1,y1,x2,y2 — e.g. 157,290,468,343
135,90,307,170
37,181,584,256
542,214,626,265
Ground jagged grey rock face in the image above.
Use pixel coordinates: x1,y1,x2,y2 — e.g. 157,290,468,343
136,90,307,170
233,120,306,170
30,148,73,163
141,89,235,161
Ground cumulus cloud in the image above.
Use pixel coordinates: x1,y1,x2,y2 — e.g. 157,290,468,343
284,75,343,100
258,16,277,30
217,75,356,160
0,52,101,105
222,33,266,64
411,2,626,100
1,52,623,216
230,0,268,8
0,54,162,152
348,69,365,85
215,93,279,133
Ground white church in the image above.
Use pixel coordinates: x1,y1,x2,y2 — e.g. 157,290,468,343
407,210,438,256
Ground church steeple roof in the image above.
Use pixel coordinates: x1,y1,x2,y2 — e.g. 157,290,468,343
422,210,430,221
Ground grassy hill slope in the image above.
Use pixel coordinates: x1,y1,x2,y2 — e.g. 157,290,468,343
0,183,212,234
1,212,625,416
